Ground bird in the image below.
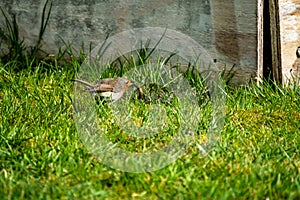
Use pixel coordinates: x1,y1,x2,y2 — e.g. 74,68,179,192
296,46,300,58
73,77,143,103
291,47,300,77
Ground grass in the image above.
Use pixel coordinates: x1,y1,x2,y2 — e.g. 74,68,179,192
0,58,299,199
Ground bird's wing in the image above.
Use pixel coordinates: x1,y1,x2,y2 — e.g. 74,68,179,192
98,78,118,85
99,84,114,92
89,83,114,92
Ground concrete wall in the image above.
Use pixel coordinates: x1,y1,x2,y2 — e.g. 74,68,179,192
0,0,258,85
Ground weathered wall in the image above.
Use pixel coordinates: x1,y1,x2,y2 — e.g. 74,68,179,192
210,0,257,85
0,0,257,85
279,0,300,82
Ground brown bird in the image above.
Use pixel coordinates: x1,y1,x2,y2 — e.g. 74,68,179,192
73,77,143,103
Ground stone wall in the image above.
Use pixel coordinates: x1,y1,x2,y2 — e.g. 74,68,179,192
279,0,300,83
0,0,257,85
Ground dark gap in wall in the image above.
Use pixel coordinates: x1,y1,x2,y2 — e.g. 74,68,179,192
263,0,273,81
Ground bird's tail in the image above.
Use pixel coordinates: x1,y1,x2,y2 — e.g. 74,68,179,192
73,79,95,87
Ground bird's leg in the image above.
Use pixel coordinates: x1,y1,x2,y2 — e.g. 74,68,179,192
132,83,144,100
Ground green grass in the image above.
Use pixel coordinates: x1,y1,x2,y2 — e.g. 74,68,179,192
0,59,299,200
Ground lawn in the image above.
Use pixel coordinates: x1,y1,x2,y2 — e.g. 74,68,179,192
0,60,299,200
